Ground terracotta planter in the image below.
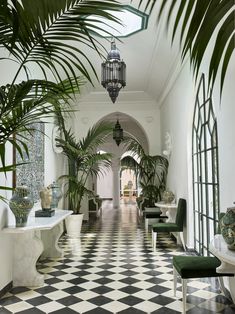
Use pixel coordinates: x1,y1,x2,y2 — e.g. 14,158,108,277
65,213,84,238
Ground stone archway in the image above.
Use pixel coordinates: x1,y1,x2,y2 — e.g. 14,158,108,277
96,112,149,209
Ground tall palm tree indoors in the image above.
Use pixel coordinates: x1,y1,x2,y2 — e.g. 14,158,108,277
0,0,122,198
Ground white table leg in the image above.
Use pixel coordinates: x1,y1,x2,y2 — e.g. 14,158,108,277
12,231,44,287
40,222,64,259
228,277,235,303
166,208,177,223
160,207,169,222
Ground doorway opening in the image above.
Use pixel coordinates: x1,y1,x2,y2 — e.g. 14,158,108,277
120,168,137,204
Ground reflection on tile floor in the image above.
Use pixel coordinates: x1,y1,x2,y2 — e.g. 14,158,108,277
1,201,235,313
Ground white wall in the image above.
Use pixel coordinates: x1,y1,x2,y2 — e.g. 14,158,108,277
97,168,113,199
160,54,235,248
160,61,194,247
214,55,235,210
72,101,161,155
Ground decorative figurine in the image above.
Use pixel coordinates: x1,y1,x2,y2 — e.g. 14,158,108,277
40,187,52,210
35,186,55,217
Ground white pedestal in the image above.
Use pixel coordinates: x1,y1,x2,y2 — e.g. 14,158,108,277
155,202,177,223
12,230,44,287
41,222,64,259
209,234,235,303
2,210,72,287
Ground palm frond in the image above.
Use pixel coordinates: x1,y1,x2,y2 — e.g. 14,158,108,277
81,121,113,152
121,136,168,204
0,78,81,166
138,0,235,96
121,156,139,174
57,120,113,212
0,0,123,86
122,136,146,159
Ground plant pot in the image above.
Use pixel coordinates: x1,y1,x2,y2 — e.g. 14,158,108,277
9,185,34,227
65,214,84,238
219,207,235,250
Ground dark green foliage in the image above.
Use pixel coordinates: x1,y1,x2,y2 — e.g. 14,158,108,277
121,137,168,206
56,121,113,213
137,0,235,96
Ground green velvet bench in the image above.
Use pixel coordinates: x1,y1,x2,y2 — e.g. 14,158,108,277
173,255,234,314
152,198,186,251
144,208,167,233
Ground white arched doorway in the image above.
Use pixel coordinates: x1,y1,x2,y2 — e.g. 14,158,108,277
95,112,149,209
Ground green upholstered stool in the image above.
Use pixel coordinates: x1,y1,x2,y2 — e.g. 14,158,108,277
173,255,234,314
152,198,186,251
144,208,167,233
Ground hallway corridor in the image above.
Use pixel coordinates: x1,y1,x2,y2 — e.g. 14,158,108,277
0,202,234,313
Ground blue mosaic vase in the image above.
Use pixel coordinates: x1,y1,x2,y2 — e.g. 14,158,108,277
219,207,235,250
9,186,34,227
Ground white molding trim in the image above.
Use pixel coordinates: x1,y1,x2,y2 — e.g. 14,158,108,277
158,56,190,108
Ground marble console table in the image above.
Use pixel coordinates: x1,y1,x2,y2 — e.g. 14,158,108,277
2,210,72,287
155,201,177,223
209,234,235,303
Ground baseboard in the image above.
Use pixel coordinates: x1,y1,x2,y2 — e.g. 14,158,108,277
0,281,13,299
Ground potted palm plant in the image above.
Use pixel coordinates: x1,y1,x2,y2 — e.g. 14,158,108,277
121,137,169,209
56,121,112,237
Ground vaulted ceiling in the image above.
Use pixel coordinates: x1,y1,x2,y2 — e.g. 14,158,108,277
78,1,182,107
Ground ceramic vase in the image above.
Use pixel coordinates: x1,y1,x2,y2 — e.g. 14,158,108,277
162,190,175,204
219,207,235,250
9,185,34,227
50,181,62,208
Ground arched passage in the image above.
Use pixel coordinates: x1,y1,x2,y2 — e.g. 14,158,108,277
95,112,149,208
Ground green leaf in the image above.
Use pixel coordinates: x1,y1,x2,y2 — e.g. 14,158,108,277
140,0,235,96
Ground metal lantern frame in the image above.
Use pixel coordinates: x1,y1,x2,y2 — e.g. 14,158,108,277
101,39,126,103
113,119,123,146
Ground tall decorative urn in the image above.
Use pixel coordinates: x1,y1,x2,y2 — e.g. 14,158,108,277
9,185,34,227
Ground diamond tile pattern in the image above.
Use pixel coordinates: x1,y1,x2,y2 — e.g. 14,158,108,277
0,201,234,313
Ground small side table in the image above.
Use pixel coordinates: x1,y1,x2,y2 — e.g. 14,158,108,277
2,209,72,287
209,234,235,303
155,201,177,223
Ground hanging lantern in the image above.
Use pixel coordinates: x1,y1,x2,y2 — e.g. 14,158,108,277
113,120,123,146
101,39,126,103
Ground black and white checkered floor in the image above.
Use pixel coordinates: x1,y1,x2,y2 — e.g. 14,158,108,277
1,201,235,313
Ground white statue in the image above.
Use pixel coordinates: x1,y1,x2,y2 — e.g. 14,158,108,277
163,132,172,157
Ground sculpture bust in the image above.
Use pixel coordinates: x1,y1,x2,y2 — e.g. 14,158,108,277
40,187,52,210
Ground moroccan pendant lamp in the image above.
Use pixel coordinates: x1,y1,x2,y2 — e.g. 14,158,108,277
101,39,126,103
113,120,123,146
